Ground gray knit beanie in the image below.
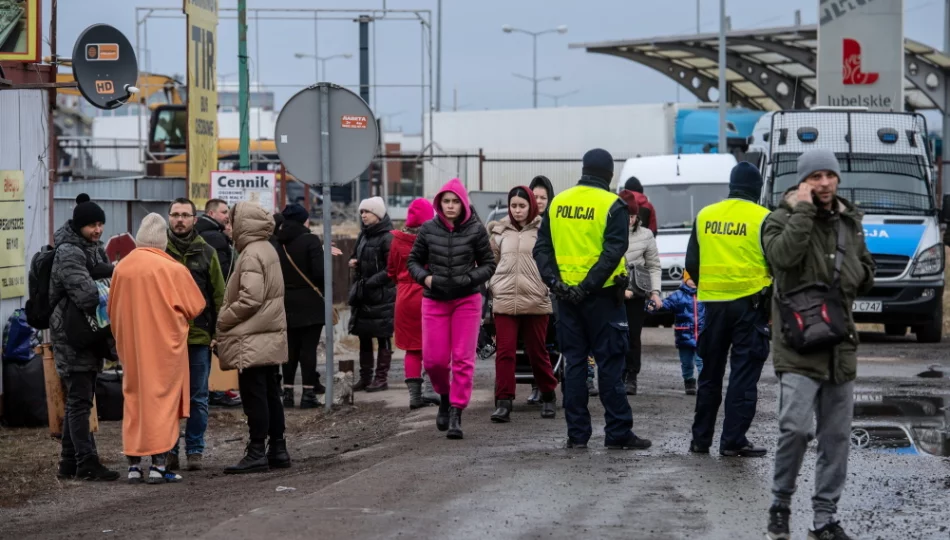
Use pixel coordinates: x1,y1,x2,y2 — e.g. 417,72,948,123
796,148,842,184
135,213,168,250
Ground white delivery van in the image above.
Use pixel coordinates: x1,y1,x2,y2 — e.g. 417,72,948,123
617,154,738,323
758,109,944,343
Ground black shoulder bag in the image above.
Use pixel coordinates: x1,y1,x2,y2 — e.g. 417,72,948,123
776,222,850,354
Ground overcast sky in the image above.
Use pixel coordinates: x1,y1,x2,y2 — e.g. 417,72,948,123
46,0,948,133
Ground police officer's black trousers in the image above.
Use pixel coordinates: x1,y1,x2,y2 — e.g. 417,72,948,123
691,295,770,451
557,292,635,445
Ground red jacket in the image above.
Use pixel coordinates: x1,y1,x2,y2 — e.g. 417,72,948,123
631,192,658,236
388,230,425,351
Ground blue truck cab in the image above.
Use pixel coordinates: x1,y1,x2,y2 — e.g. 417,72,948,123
752,109,944,343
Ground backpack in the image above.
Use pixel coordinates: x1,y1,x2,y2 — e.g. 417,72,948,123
24,245,57,330
2,309,37,364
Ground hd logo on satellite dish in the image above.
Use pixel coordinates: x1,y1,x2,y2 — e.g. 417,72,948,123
864,228,889,239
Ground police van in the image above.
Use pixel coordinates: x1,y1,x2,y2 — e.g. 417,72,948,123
617,154,737,323
752,109,945,343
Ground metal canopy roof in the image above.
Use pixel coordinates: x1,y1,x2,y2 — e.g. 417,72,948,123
570,24,950,114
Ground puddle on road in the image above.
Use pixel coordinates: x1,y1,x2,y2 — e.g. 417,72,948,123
852,394,950,457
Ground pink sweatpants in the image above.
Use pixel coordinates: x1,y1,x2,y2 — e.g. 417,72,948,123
422,293,482,409
404,349,423,380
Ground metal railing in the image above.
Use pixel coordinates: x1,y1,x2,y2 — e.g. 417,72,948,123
57,137,145,181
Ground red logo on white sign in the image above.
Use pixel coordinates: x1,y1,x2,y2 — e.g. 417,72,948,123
842,38,879,85
341,115,369,129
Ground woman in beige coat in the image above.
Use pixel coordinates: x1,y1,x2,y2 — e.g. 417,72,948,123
216,202,290,474
487,186,558,423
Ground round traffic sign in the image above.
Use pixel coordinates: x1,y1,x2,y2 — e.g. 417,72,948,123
72,24,138,110
275,84,379,186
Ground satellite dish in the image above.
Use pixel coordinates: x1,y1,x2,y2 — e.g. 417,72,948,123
72,24,138,110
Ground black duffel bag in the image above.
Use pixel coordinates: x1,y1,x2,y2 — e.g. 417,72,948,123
1,352,49,428
777,223,849,355
95,369,124,421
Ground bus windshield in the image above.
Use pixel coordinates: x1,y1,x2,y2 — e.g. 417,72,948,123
642,184,729,230
770,153,933,215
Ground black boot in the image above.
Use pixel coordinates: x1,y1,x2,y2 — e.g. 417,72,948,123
490,400,512,423
224,441,269,474
447,407,464,439
526,386,541,405
57,460,77,480
436,394,451,431
300,388,322,409
540,391,557,419
366,346,392,392
685,378,697,396
76,456,120,482
282,387,295,409
421,372,441,406
266,438,292,469
406,379,424,409
354,348,375,391
625,373,638,396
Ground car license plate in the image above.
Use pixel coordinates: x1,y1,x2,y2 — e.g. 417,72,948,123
852,300,882,313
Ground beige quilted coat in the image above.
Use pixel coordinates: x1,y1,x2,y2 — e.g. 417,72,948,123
216,202,288,371
487,216,552,316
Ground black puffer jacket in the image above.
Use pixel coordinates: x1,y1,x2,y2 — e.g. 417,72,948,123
196,214,234,280
349,215,396,337
49,222,112,375
276,220,326,328
407,179,496,301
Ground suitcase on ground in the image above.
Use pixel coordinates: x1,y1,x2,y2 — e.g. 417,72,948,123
95,369,124,421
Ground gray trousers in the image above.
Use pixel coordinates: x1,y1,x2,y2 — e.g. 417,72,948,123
771,372,854,528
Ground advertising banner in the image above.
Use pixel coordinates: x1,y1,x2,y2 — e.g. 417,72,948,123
0,170,26,299
210,171,277,212
0,0,41,63
184,0,219,208
817,0,904,111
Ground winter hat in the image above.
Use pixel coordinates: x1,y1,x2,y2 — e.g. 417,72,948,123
72,193,106,230
729,162,764,199
797,148,842,185
358,196,387,220
405,198,435,228
281,203,309,225
135,213,168,251
619,190,640,216
581,148,615,182
624,176,644,193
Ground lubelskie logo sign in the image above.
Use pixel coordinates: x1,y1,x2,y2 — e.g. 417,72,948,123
842,38,879,85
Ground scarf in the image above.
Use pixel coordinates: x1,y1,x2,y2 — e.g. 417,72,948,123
168,228,198,255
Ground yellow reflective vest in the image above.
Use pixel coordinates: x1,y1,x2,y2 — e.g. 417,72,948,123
548,185,626,288
696,198,771,302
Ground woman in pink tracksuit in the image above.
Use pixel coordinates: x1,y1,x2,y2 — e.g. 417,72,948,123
407,179,496,440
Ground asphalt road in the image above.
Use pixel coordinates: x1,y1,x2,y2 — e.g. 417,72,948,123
2,328,948,540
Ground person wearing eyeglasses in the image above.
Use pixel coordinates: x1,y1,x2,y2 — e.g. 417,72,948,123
164,197,226,473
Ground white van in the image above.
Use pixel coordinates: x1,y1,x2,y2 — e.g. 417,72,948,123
616,154,738,318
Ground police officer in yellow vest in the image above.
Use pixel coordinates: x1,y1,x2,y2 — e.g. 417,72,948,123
534,148,652,450
684,162,772,457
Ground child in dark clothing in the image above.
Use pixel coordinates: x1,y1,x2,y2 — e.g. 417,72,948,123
661,272,705,395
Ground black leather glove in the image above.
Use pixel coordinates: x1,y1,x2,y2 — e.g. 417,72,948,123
566,286,588,305
551,280,571,299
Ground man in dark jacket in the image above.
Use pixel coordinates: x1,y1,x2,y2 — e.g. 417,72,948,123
165,198,226,472
50,193,120,481
534,149,650,451
196,199,241,408
196,199,235,280
348,196,396,392
275,204,328,409
623,177,658,236
761,149,874,540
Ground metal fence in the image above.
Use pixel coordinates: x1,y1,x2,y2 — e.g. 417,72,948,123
57,137,145,181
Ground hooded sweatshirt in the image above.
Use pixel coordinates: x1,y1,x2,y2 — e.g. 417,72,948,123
529,175,556,216
407,178,496,301
487,186,551,315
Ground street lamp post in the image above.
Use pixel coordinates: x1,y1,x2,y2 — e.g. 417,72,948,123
539,89,580,107
502,24,568,108
293,52,353,81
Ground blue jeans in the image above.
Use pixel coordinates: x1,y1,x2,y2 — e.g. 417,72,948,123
677,347,703,380
172,345,211,456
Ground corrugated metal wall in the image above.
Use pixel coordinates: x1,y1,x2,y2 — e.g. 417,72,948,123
0,90,50,334
53,177,186,240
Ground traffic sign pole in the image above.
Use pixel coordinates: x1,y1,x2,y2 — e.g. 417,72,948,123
320,84,334,411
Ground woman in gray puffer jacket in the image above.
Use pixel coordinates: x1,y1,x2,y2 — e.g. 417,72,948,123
618,190,662,396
